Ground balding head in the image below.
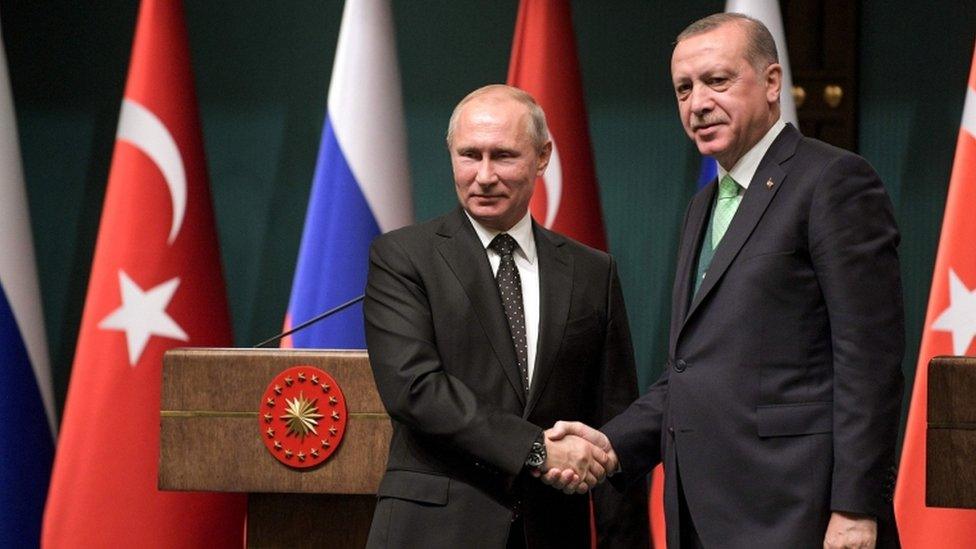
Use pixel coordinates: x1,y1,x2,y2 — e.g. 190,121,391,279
446,84,550,153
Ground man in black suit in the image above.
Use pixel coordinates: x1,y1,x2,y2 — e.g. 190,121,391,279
363,85,648,548
544,13,903,549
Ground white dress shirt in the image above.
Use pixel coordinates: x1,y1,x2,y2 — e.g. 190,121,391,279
717,117,787,189
465,210,540,384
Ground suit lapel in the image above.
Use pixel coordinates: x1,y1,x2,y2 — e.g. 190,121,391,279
679,125,801,336
436,208,526,406
669,185,714,354
525,225,572,416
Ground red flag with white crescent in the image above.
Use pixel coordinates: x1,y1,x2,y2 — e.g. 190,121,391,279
508,2,660,547
894,42,976,546
507,0,607,251
42,1,246,546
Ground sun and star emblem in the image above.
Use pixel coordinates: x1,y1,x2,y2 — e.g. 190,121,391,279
260,366,347,469
281,392,325,438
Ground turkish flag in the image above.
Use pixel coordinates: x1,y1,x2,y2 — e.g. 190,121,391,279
42,1,246,547
507,2,660,547
507,0,607,251
894,43,976,546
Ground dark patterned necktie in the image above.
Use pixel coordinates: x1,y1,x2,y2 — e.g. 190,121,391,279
489,233,529,393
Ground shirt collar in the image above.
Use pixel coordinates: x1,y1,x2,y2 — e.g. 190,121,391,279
465,209,537,264
717,117,786,190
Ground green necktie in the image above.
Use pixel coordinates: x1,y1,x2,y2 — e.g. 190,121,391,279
712,175,742,248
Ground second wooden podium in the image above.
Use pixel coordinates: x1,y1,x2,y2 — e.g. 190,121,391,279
927,355,976,509
159,348,391,548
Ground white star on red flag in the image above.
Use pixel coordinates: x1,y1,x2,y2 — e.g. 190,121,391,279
98,269,187,366
931,268,976,355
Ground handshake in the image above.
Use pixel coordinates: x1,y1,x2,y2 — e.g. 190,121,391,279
531,421,617,495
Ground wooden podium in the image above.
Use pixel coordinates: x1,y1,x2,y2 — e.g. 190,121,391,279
926,356,976,509
159,348,391,548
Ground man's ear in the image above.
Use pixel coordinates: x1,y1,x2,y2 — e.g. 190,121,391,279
765,63,783,104
537,140,553,176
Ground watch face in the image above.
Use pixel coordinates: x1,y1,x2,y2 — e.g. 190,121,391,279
527,441,546,468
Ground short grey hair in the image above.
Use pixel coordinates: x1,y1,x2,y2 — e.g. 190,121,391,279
676,13,779,73
445,84,550,152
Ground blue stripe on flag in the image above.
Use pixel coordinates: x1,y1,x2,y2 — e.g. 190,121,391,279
0,284,53,547
697,156,718,190
287,118,380,349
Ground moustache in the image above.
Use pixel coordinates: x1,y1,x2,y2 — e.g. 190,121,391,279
691,115,727,130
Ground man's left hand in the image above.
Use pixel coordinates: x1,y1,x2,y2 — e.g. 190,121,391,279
823,511,877,549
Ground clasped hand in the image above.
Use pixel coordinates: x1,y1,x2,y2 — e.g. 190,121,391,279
531,421,618,494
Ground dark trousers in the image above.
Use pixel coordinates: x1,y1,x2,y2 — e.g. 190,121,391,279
676,462,705,549
507,516,526,549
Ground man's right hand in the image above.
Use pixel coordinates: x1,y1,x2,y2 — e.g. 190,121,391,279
539,421,618,493
539,433,609,493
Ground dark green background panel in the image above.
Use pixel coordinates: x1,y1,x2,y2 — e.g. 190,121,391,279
3,1,974,430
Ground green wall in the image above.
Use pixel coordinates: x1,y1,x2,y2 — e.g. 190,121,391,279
860,1,976,427
5,1,974,427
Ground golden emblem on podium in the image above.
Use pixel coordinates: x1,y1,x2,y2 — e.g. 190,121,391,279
259,366,347,469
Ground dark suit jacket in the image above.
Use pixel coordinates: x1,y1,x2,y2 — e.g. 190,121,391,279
364,208,648,549
603,124,904,548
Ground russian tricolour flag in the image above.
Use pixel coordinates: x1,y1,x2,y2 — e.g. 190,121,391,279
284,0,413,348
0,23,56,547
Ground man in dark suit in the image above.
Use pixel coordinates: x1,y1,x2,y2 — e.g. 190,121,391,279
363,85,648,548
544,13,904,549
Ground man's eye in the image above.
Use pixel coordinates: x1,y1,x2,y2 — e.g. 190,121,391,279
709,77,729,88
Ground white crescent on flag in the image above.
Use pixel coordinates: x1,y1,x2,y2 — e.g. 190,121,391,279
963,87,976,138
541,138,562,228
116,98,187,245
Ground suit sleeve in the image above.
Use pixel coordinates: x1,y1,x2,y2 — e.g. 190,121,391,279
601,365,668,489
364,235,541,477
808,154,904,517
598,190,705,489
592,257,650,548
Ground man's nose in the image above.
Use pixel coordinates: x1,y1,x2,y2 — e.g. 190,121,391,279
689,85,713,115
476,158,497,185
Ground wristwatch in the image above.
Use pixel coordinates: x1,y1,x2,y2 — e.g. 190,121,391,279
525,432,547,470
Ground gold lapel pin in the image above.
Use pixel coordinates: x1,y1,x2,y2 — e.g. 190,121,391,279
766,178,775,189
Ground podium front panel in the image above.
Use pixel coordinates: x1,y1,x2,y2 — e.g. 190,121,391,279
160,348,390,495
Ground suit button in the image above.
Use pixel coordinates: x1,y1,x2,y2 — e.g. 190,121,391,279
674,359,687,372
